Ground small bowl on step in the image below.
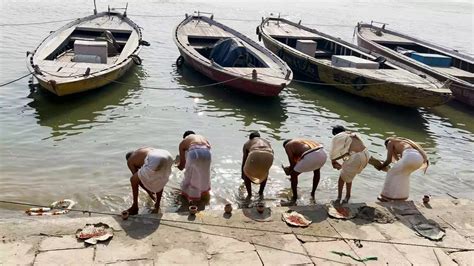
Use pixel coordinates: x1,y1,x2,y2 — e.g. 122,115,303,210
189,205,198,215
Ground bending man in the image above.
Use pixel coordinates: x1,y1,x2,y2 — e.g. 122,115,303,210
330,126,370,204
377,137,429,201
282,138,327,202
124,147,173,215
241,131,274,198
177,130,212,202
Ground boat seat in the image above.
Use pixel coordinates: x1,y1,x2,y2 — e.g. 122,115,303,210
314,49,333,58
95,30,121,56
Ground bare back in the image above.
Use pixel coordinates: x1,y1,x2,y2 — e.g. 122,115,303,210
244,138,272,153
348,134,366,153
285,138,322,163
127,147,153,174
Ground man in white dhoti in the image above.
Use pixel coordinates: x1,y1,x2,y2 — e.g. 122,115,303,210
376,137,429,201
282,138,327,202
123,147,173,215
177,131,212,202
330,126,370,204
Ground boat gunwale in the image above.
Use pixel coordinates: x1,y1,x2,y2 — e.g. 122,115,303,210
356,23,474,63
28,11,144,85
173,14,292,86
355,23,474,91
258,17,449,92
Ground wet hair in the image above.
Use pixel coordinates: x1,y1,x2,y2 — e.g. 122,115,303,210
332,125,346,136
125,151,133,161
283,139,292,147
249,131,260,140
384,138,391,147
183,130,195,139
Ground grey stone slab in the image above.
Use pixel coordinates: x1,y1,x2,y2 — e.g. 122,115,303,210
252,234,312,265
373,220,423,241
293,220,340,243
105,259,154,266
209,251,262,266
39,235,84,251
449,251,474,266
391,238,443,265
0,241,36,265
348,240,411,265
303,240,360,265
437,228,474,250
95,234,154,263
154,248,209,265
432,249,457,266
203,233,255,255
327,218,387,241
34,248,94,265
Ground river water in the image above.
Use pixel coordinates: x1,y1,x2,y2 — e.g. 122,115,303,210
0,0,473,214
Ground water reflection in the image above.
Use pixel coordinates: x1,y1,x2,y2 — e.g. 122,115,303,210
428,101,474,134
27,68,145,140
174,65,288,137
288,79,435,147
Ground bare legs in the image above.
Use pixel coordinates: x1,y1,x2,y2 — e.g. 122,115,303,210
311,169,321,198
290,173,298,201
335,176,351,204
244,176,267,199
125,173,161,215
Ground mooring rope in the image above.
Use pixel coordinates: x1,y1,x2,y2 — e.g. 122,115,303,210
0,73,32,87
0,199,471,251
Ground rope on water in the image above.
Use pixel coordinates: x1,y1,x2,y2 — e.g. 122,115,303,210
0,18,77,27
0,73,32,87
0,199,472,252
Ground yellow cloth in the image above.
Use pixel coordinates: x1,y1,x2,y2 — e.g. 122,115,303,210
243,149,274,184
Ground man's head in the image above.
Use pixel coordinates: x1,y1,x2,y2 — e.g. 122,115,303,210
249,131,260,140
384,137,394,147
332,125,346,136
125,151,133,161
183,130,195,139
283,139,292,148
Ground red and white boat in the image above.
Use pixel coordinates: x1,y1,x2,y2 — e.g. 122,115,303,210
174,13,292,96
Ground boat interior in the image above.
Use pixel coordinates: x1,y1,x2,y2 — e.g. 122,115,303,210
265,20,393,70
181,18,268,68
360,27,474,82
45,27,132,65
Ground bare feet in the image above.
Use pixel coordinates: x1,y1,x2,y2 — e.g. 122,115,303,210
150,207,160,214
125,206,139,215
310,191,315,198
342,197,350,204
334,198,341,205
377,195,388,202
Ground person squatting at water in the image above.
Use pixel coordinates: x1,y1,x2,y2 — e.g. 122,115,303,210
330,125,370,204
241,131,274,198
376,137,429,202
123,148,174,215
177,130,212,202
282,138,327,202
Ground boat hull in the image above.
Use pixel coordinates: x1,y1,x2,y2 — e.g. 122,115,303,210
261,36,451,108
35,59,135,96
177,49,285,97
356,27,474,107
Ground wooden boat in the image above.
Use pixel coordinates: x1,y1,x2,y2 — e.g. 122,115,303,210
174,13,292,97
356,22,474,107
257,17,452,107
27,7,147,96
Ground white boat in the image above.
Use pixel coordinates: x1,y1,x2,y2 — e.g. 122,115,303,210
27,6,148,96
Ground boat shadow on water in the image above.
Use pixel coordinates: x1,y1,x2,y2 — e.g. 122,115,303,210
288,74,435,147
27,67,145,141
174,64,288,137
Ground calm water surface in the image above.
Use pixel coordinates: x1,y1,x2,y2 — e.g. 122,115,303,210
0,0,473,213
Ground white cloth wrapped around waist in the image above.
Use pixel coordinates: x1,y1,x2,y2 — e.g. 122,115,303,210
181,144,212,200
138,149,173,193
381,148,424,200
